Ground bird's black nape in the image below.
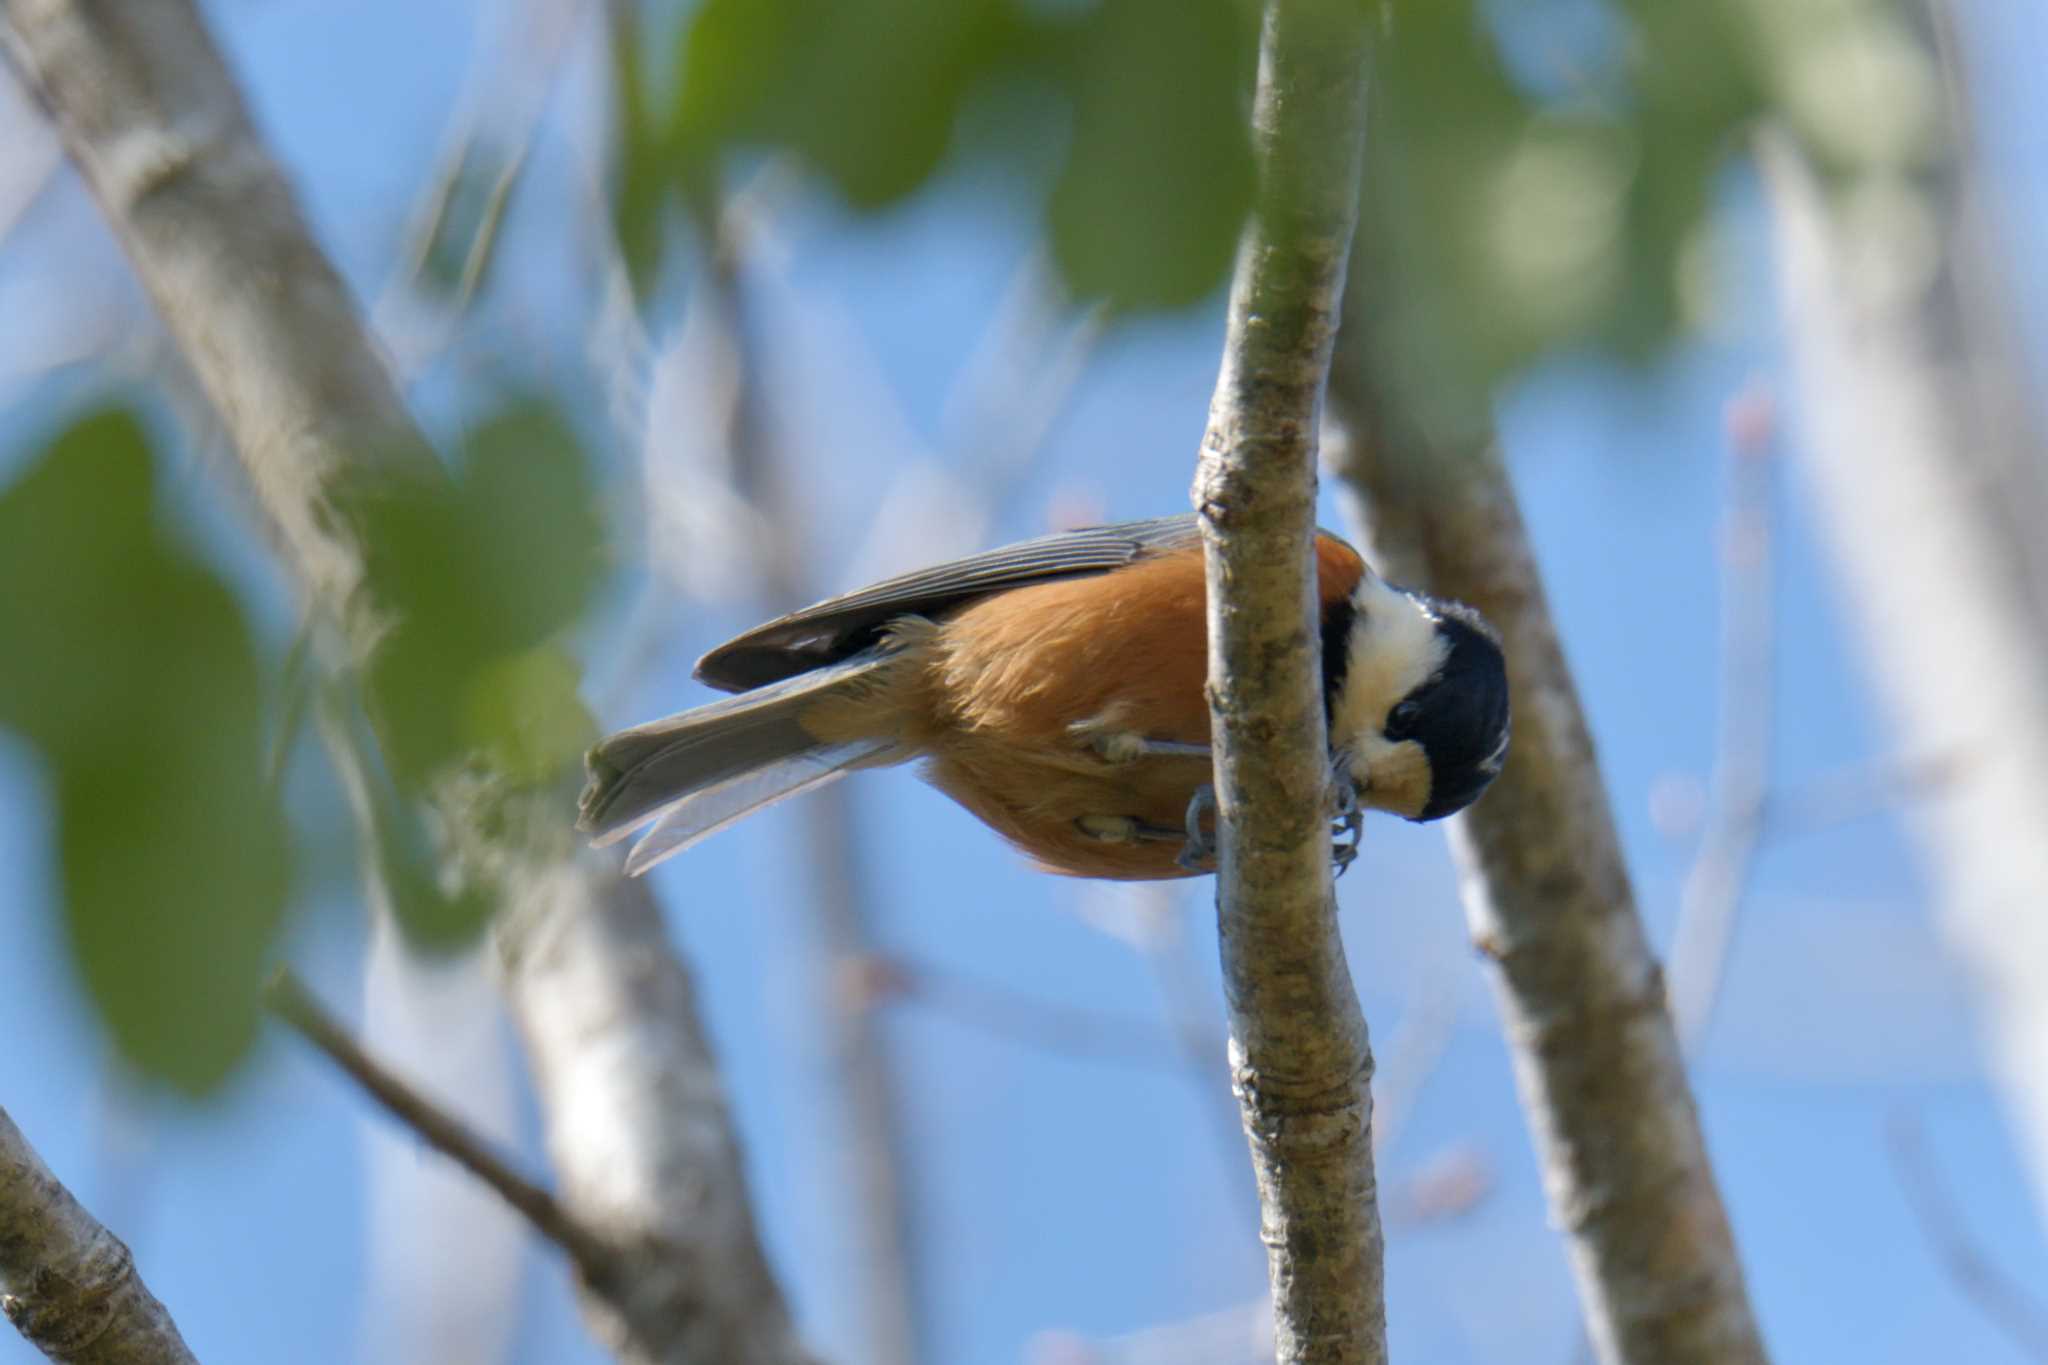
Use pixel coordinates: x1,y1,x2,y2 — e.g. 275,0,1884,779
1318,590,1358,723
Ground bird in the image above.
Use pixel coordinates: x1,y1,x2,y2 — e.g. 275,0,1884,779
577,514,1509,880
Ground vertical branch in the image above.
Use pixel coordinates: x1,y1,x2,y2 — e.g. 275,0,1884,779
1191,1,1384,1361
1326,175,1768,1365
0,4,816,1362
1760,7,2048,1231
680,184,924,1365
0,1107,197,1365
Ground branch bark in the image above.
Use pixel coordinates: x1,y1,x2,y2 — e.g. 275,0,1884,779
0,1106,197,1365
1324,183,1768,1365
1191,2,1384,1361
0,5,815,1362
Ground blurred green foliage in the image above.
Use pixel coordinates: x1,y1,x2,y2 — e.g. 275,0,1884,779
624,0,1258,312
0,411,290,1093
341,400,603,946
618,0,1795,394
1367,0,1769,421
1047,0,1255,310
0,397,606,1083
346,400,603,792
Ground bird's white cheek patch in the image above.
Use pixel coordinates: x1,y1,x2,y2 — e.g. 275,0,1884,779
1330,580,1447,752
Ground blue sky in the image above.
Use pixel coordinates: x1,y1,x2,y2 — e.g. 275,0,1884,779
5,2,2048,1363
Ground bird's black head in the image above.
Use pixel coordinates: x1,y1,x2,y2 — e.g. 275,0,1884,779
1382,596,1510,821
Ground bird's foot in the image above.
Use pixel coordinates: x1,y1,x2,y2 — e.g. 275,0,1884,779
1177,783,1219,873
1170,779,1359,875
1329,775,1364,878
1085,730,1214,766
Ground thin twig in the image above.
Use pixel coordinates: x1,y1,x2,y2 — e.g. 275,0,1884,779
1126,888,1261,1210
262,970,613,1276
1369,971,1461,1162
371,0,588,372
1669,384,1779,1045
860,954,1191,1072
1886,1111,2048,1363
1762,749,1972,840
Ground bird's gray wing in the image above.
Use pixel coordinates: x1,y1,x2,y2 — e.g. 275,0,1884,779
695,514,1201,691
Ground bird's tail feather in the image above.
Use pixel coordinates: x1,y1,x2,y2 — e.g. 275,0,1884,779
619,740,887,876
577,653,898,874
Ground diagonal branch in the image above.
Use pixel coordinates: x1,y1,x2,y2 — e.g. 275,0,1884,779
1191,2,1384,1361
0,5,816,1363
1326,173,1768,1364
262,970,612,1275
0,1107,197,1365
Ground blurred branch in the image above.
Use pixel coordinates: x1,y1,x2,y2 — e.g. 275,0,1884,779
263,970,610,1273
1123,889,1261,1208
0,1107,195,1365
0,5,818,1363
1030,1299,1272,1365
1327,125,1766,1365
1886,1112,2048,1364
1368,969,1461,1162
0,65,59,252
1760,6,2048,1229
372,0,589,372
855,953,1188,1072
678,176,925,1365
1191,1,1384,1361
1763,749,1971,840
1668,386,1779,1044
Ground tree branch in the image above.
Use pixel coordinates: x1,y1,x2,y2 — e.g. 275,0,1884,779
262,970,611,1274
677,179,925,1365
1191,2,1384,1361
1887,1111,2048,1363
0,5,816,1362
0,1106,197,1365
1325,172,1768,1365
1761,31,2048,1230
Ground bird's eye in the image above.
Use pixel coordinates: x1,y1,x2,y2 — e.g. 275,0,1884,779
1387,700,1423,734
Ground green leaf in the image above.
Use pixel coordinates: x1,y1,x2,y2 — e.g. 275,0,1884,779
614,9,673,301
1365,0,1771,400
1047,0,1256,311
672,0,1016,209
0,411,291,1093
462,645,598,787
347,399,604,791
331,398,604,950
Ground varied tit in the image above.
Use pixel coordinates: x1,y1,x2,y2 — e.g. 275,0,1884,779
578,514,1510,880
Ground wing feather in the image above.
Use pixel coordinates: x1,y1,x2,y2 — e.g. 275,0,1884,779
694,515,1202,691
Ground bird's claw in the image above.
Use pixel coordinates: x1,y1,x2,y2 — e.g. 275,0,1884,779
1174,779,1363,875
1177,783,1218,873
1329,770,1364,878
